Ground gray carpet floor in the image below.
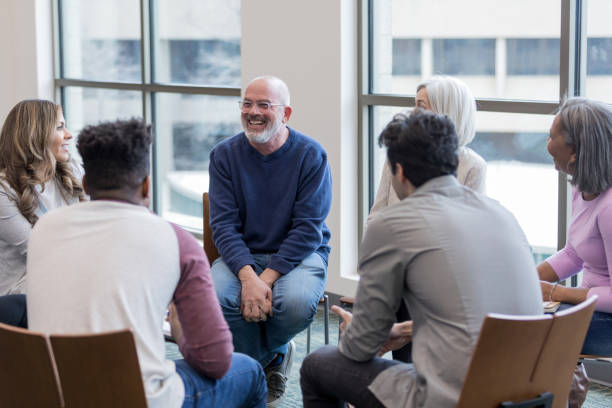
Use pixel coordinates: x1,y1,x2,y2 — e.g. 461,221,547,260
166,307,612,407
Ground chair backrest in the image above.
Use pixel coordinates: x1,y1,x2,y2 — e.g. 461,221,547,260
203,192,220,264
50,329,147,408
457,296,597,408
0,322,63,408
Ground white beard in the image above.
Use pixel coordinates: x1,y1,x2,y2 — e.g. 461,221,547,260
243,113,284,144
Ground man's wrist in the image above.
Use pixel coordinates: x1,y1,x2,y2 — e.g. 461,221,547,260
260,268,281,287
237,265,256,282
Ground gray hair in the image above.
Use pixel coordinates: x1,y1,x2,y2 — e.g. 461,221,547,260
417,76,476,147
557,97,612,194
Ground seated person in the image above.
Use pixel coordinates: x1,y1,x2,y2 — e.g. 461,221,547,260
209,76,332,404
26,119,266,408
539,97,612,356
300,110,542,408
370,75,486,214
0,100,85,326
369,76,487,363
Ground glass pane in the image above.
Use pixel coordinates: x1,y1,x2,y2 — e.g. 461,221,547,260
63,87,143,159
371,106,558,260
372,0,561,100
155,93,241,229
585,0,612,103
153,0,241,86
60,0,141,82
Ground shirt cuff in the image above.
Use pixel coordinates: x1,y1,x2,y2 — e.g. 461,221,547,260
267,256,294,275
227,254,256,275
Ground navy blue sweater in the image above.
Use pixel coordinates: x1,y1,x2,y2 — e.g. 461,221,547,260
209,127,332,275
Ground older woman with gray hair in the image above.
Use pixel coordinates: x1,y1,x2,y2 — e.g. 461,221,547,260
370,76,487,214
539,97,612,356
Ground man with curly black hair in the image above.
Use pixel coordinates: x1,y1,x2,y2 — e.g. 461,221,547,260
26,118,267,408
300,110,542,408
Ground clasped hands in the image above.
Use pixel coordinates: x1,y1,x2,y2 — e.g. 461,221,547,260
238,265,280,322
332,305,413,356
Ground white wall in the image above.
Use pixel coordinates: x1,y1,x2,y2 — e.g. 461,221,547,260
0,0,54,124
0,0,361,297
242,0,359,297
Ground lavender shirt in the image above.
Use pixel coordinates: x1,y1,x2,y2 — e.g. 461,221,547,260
546,187,612,313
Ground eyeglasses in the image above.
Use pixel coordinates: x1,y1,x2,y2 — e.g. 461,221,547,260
238,100,285,112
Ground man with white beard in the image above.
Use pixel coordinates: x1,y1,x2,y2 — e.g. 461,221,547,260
208,76,332,406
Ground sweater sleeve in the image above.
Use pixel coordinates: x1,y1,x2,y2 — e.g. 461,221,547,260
586,204,612,313
267,147,332,274
545,242,584,281
370,160,395,215
0,184,29,253
208,147,256,274
462,156,487,194
170,223,233,379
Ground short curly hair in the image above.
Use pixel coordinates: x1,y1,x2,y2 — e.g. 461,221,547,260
379,109,458,187
77,118,152,191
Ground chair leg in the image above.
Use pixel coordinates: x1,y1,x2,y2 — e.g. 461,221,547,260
323,294,329,345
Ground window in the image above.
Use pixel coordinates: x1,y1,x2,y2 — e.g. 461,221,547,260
585,1,612,103
55,0,241,232
371,0,561,100
433,39,495,76
587,38,612,75
363,0,583,267
392,39,421,75
506,39,560,75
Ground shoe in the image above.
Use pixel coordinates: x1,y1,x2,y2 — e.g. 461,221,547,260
265,340,295,407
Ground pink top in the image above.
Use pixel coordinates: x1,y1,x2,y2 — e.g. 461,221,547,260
546,187,612,312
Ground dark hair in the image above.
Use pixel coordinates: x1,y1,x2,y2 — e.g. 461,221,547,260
77,118,152,191
378,109,458,187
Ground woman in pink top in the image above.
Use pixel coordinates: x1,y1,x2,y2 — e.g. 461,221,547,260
539,97,612,355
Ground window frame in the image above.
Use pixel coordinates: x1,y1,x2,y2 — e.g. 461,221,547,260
358,0,585,287
52,0,241,238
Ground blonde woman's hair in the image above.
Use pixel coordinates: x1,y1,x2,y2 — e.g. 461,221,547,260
0,100,85,225
417,76,477,147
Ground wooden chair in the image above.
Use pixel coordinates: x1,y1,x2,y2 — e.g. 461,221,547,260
0,322,63,408
203,191,329,352
202,192,220,265
50,329,147,408
457,296,597,408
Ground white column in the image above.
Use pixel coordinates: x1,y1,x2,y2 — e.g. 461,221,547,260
0,0,54,123
495,37,506,97
242,0,359,296
421,38,433,78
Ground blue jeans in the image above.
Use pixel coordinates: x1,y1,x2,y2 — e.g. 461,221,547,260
176,353,266,408
211,252,327,366
0,294,27,328
558,303,612,355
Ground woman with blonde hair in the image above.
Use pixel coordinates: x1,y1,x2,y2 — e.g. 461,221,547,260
0,100,85,297
370,76,486,214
